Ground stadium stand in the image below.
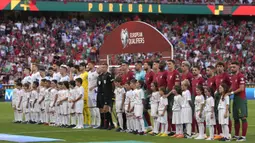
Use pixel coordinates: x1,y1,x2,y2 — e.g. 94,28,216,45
0,14,254,84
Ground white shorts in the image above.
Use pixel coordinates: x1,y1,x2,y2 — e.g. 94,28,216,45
134,104,143,117
75,101,84,114
55,106,60,115
195,111,205,123
40,101,45,110
22,102,30,113
116,101,123,113
130,102,135,114
181,107,192,124
34,103,40,113
205,112,216,126
88,91,97,107
172,110,182,124
61,102,68,115
45,101,50,113
150,103,158,117
68,103,75,114
218,109,229,125
157,111,167,124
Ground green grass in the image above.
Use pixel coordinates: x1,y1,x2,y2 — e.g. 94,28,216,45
0,101,255,143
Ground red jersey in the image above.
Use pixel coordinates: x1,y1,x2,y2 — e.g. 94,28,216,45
155,70,168,88
191,76,205,96
167,70,180,90
145,70,155,91
231,72,246,99
121,70,135,85
205,76,216,92
215,72,231,90
181,72,193,92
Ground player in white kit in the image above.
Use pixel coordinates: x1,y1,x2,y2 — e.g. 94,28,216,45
194,85,205,140
16,84,24,123
157,87,169,137
58,81,70,127
181,79,193,138
49,80,58,126
171,85,183,138
56,82,64,126
114,77,126,132
73,78,84,129
69,81,77,127
149,82,160,135
31,64,41,82
218,84,230,142
31,81,40,123
204,87,216,140
132,80,146,135
22,83,31,123
22,67,32,85
38,79,46,124
87,62,100,128
124,82,134,133
12,82,22,123
44,80,52,125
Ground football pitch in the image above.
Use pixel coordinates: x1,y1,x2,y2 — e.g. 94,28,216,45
0,101,255,143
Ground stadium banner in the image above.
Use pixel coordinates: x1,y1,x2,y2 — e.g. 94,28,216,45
5,89,13,102
1,1,255,16
100,21,173,59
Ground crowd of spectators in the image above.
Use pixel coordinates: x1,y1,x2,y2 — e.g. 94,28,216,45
0,15,254,84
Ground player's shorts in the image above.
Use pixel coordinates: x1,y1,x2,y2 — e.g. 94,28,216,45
172,110,182,124
150,103,158,117
218,108,229,125
22,102,30,113
45,101,50,113
157,111,168,124
134,104,143,117
233,96,248,120
195,111,205,123
62,102,68,115
116,101,123,113
205,111,216,126
181,107,192,124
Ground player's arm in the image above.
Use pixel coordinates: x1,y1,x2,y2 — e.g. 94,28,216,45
162,99,168,116
224,96,229,118
53,93,58,106
211,99,215,119
26,95,30,108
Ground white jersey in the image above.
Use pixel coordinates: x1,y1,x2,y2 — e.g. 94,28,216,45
60,75,70,82
50,88,58,104
22,91,31,104
150,91,160,104
76,86,84,105
218,96,229,110
31,72,40,82
44,88,51,103
53,72,61,82
114,87,125,102
69,88,77,102
38,87,46,103
88,70,98,90
195,95,205,112
124,90,134,105
158,96,168,113
57,90,63,103
181,90,192,108
31,90,39,102
133,89,145,105
22,76,32,84
12,88,18,105
61,89,69,102
172,95,183,111
205,96,215,112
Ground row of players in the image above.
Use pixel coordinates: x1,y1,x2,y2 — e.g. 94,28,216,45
11,60,247,142
12,78,85,129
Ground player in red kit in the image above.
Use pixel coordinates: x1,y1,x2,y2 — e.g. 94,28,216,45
152,61,160,83
121,62,135,85
191,65,205,136
155,61,168,88
226,62,248,142
205,66,221,137
214,62,232,140
166,60,180,136
180,61,194,134
121,61,135,130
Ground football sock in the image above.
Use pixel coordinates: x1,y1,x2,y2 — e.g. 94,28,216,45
242,119,248,137
234,119,240,136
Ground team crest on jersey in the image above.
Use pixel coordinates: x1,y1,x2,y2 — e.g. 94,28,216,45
121,28,129,49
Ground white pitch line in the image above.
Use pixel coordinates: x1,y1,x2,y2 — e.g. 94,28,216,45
9,129,96,134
